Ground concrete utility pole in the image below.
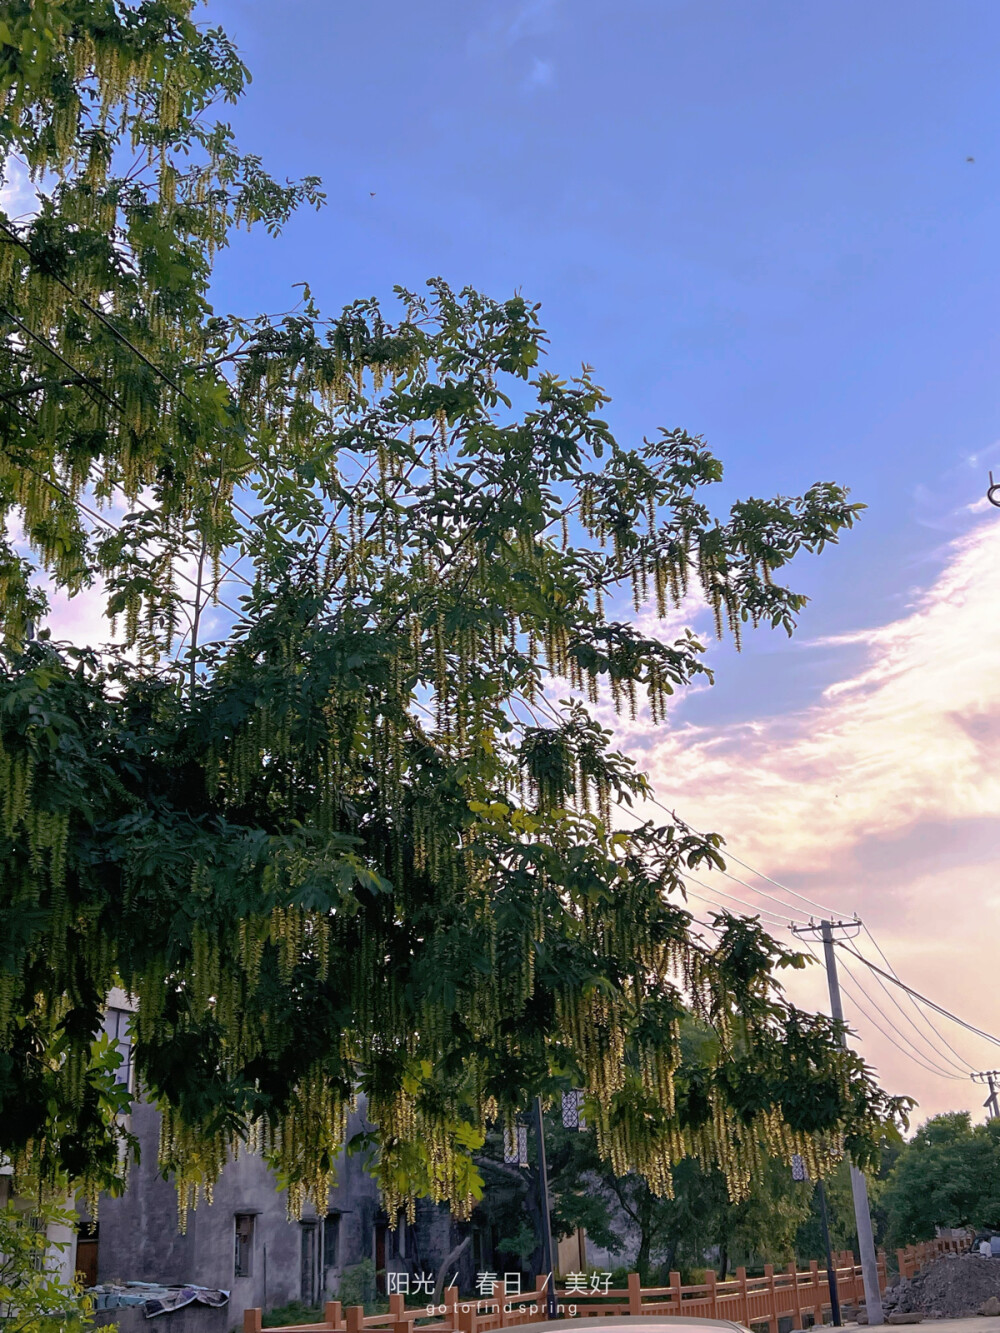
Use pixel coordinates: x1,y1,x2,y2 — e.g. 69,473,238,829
973,1071,1000,1120
820,920,884,1327
986,1075,999,1122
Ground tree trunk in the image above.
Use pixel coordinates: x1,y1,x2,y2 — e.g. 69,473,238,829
636,1230,652,1284
473,1156,546,1283
718,1245,729,1281
434,1235,471,1304
636,1190,655,1282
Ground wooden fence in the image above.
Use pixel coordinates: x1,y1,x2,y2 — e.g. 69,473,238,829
895,1236,965,1281
246,1239,961,1333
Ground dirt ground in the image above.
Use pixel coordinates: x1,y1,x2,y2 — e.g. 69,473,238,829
884,1254,1000,1320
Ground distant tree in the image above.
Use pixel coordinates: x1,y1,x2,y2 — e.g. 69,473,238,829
881,1114,1000,1245
476,1022,819,1281
794,1130,902,1261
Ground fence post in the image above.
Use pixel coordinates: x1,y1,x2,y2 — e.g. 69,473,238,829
764,1263,778,1333
445,1285,460,1332
628,1272,642,1316
877,1250,887,1295
346,1307,364,1333
809,1260,822,1325
848,1247,864,1301
243,1311,263,1333
737,1266,749,1327
786,1261,802,1331
670,1271,683,1317
706,1268,718,1319
458,1302,475,1333
325,1301,343,1330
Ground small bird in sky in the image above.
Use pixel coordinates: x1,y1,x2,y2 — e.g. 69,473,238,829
370,191,376,196
966,156,975,163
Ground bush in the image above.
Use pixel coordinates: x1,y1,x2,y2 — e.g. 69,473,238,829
337,1260,378,1311
0,1200,98,1333
263,1300,322,1327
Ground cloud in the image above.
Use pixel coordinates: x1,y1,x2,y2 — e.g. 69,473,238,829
618,519,1000,1119
637,521,1000,867
523,57,555,91
506,0,560,44
0,158,39,219
467,0,560,55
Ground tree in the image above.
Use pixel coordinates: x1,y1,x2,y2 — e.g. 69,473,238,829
794,1129,902,1262
881,1114,1000,1245
474,1022,818,1282
0,0,907,1225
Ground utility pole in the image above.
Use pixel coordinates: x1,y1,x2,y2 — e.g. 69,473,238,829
532,1096,558,1318
973,1072,1000,1121
820,920,884,1327
792,920,884,1326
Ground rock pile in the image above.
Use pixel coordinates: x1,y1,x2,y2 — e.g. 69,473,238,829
883,1253,1000,1320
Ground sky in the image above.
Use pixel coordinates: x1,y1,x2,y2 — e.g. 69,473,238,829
21,0,1000,1125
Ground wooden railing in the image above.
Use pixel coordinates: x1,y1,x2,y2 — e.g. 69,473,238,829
244,1284,552,1333
245,1234,967,1333
244,1253,881,1333
895,1236,966,1281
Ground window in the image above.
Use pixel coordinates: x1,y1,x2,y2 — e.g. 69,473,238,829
28,1215,46,1273
105,1008,134,1091
323,1213,340,1270
234,1214,255,1278
396,1210,407,1260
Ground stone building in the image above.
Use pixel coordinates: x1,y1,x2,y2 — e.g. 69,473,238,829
82,995,476,1330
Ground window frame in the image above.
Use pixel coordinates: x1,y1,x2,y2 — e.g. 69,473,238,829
323,1212,340,1271
234,1212,256,1279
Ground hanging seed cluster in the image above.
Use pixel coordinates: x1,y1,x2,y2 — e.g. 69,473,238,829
0,0,893,1229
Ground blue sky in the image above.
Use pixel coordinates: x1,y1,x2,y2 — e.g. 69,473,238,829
198,0,1000,1116
209,0,1000,726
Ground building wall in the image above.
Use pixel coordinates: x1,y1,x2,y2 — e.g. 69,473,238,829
96,1097,383,1330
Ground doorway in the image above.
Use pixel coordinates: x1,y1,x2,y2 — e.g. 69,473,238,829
374,1219,387,1295
300,1220,319,1306
76,1221,98,1288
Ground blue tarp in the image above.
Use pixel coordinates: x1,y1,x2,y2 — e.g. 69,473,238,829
87,1282,230,1318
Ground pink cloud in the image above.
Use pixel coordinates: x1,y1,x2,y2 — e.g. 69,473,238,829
624,521,1000,1120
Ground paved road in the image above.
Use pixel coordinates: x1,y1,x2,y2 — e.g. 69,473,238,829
842,1323,1000,1332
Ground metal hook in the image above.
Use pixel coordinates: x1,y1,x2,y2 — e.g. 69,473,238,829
989,471,1000,509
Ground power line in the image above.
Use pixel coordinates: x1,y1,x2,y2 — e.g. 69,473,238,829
0,302,123,415
860,924,974,1075
0,219,190,400
836,941,1000,1052
846,931,973,1077
678,872,799,929
14,455,244,623
847,936,973,1077
638,789,848,921
835,949,968,1082
799,939,967,1083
